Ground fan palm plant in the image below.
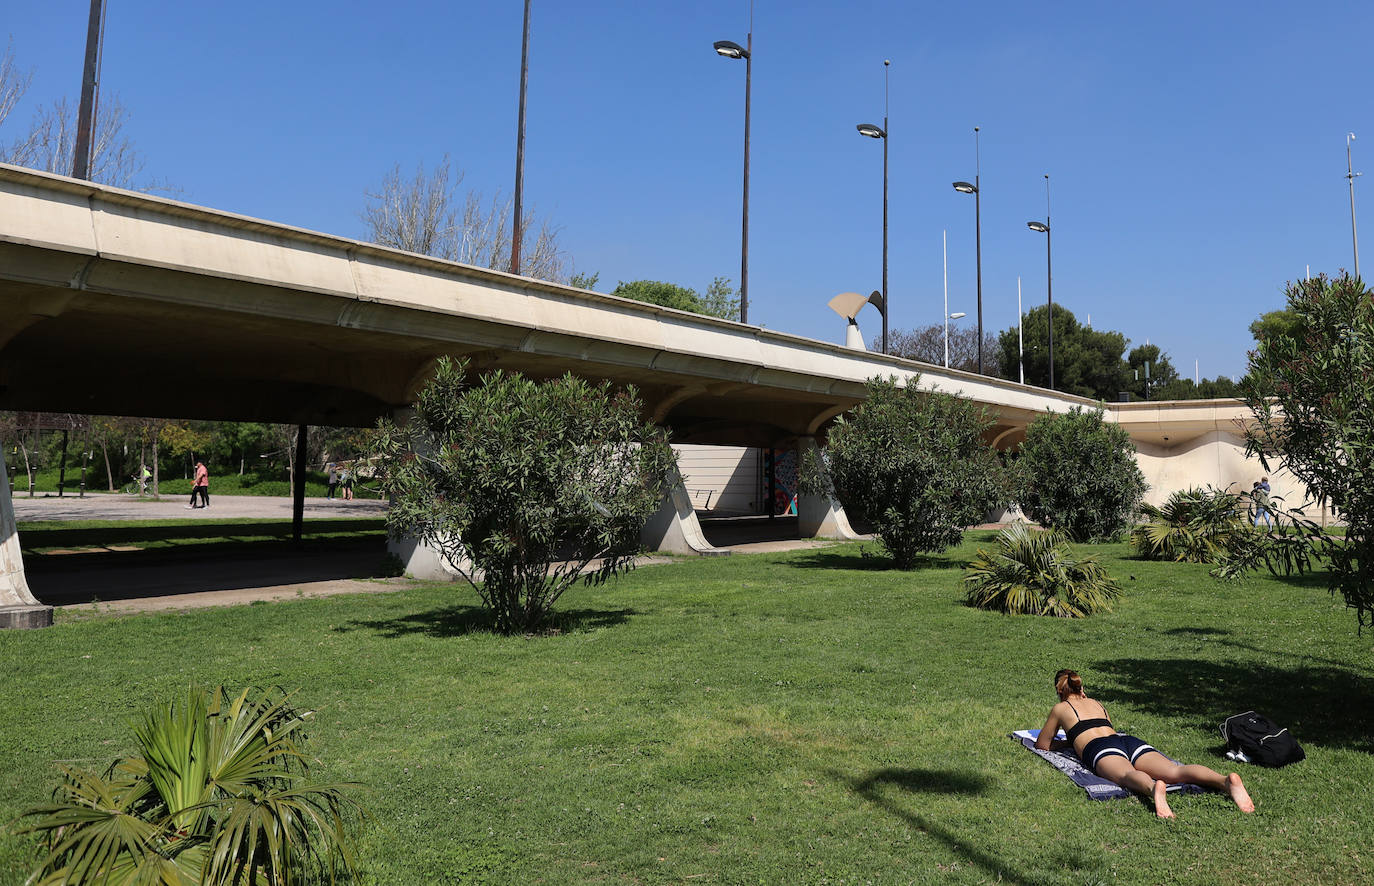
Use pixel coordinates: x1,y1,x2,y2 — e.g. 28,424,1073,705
20,686,362,886
963,523,1122,617
1131,485,1252,564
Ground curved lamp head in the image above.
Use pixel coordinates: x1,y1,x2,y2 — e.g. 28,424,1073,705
828,291,873,321
952,181,977,194
948,311,967,320
713,40,749,59
1027,221,1049,233
856,122,886,139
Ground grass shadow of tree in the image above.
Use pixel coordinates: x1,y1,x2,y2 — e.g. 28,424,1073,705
834,767,1043,886
337,605,638,638
784,550,959,572
1093,656,1374,753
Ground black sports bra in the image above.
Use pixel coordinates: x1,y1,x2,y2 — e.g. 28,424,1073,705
1064,699,1113,743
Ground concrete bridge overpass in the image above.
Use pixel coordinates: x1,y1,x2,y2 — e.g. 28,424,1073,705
0,163,1272,624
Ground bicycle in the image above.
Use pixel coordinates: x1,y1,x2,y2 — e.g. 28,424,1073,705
123,477,151,496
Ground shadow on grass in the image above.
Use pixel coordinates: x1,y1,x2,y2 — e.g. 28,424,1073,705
339,605,638,638
837,767,1041,886
21,519,385,549
784,550,956,571
1093,656,1374,753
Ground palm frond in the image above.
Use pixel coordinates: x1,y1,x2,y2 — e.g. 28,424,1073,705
964,524,1121,617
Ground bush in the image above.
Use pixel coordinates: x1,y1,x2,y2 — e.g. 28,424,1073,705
814,376,1004,568
1132,485,1252,563
19,686,361,885
1017,406,1147,541
1230,272,1374,630
963,523,1121,617
372,357,676,634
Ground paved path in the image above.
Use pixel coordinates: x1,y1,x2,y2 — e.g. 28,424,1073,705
11,495,846,618
13,492,387,523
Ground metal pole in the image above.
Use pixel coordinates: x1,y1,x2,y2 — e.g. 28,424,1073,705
740,27,752,324
292,424,307,545
1045,174,1054,392
943,230,950,368
1046,225,1054,391
881,117,889,355
1348,132,1361,279
1017,276,1024,385
72,0,106,180
57,429,69,498
881,60,889,354
974,127,983,374
510,0,531,276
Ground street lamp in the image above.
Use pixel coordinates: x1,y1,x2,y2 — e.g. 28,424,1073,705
1347,132,1361,279
951,126,983,374
1027,174,1053,390
714,27,752,323
856,60,891,354
510,0,532,275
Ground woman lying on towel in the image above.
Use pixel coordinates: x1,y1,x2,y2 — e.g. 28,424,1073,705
1036,669,1254,818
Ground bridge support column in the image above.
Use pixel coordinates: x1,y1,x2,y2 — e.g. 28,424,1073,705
795,437,863,541
382,408,470,581
641,462,730,556
1,459,52,628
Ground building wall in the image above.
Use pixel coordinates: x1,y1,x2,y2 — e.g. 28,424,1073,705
1135,430,1307,510
673,444,759,515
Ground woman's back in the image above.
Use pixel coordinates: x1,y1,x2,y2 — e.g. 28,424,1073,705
1061,695,1115,752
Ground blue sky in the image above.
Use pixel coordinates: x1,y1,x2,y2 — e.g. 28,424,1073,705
4,1,1370,380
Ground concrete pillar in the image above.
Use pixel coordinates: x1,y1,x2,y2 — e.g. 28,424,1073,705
795,436,864,541
1,460,53,628
641,462,730,556
382,407,469,581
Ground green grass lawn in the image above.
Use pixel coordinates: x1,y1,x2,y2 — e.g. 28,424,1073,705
1,533,1370,884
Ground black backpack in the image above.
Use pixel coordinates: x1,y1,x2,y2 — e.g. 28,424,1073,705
1220,711,1305,767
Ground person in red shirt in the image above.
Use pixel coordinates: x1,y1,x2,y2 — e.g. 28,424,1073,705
187,460,209,509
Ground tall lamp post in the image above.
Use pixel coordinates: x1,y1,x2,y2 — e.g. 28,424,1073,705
71,0,106,180
714,12,753,324
510,0,531,275
1027,174,1053,390
1348,132,1362,279
952,126,983,373
856,60,890,354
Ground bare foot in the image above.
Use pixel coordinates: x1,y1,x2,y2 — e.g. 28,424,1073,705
1226,772,1255,813
1152,780,1175,819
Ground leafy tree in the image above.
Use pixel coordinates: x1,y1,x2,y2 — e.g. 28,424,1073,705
812,375,1003,568
1222,273,1374,630
372,357,675,634
1151,376,1241,400
20,686,362,885
1248,307,1303,346
1124,343,1179,400
879,324,1002,375
995,304,1130,399
963,524,1121,617
568,271,601,290
1016,406,1147,541
611,277,740,321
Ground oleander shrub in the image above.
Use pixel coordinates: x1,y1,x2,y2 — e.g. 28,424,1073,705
811,375,1004,568
371,356,676,634
19,686,362,886
963,523,1122,617
1132,485,1252,563
1017,406,1147,541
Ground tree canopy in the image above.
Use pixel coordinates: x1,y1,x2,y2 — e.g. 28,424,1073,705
996,304,1129,400
611,278,740,321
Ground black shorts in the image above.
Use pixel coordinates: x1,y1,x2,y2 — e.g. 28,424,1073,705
1082,733,1156,775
